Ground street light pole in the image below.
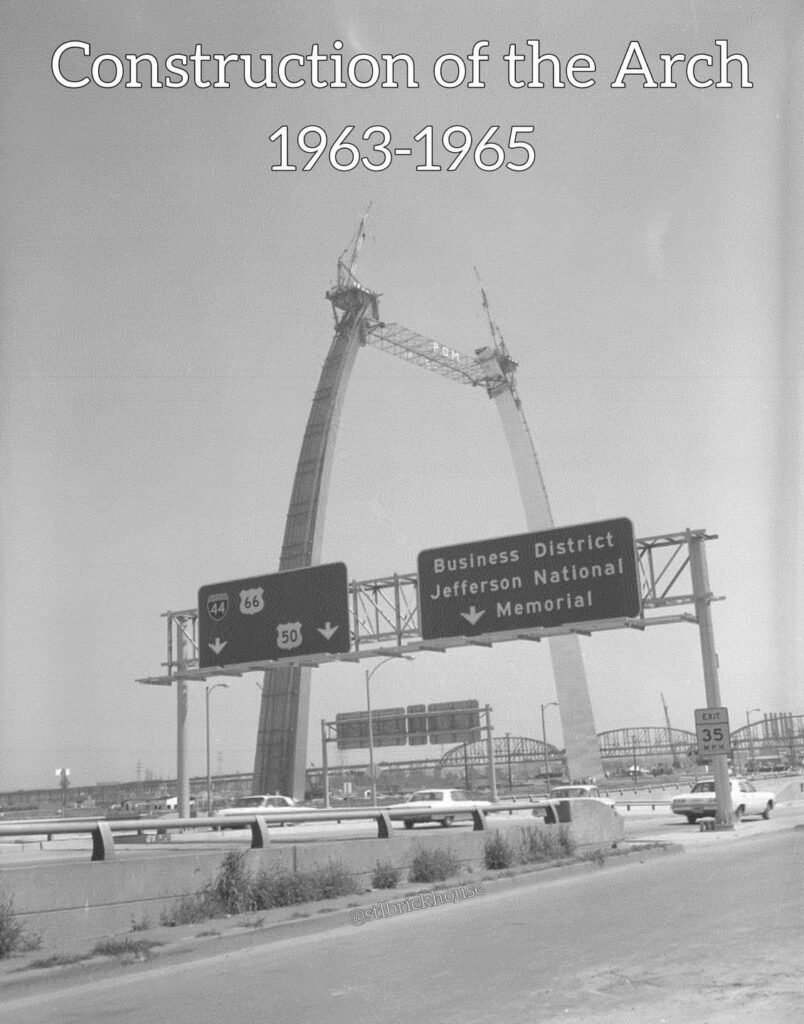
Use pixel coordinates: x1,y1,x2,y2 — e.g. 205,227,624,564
205,683,229,814
746,708,761,772
365,656,412,806
541,702,559,795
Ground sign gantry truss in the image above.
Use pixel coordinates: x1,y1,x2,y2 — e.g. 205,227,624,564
138,528,718,685
350,572,420,650
637,531,716,609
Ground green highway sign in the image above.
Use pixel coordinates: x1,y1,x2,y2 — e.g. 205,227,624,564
417,518,641,641
198,562,350,669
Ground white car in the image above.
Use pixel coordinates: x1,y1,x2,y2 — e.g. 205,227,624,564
387,788,490,829
546,785,615,807
670,778,774,824
215,794,304,828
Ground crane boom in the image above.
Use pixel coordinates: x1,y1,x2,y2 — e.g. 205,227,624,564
362,320,497,389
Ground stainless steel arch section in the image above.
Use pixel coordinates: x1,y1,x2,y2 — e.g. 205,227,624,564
475,347,604,782
252,283,376,797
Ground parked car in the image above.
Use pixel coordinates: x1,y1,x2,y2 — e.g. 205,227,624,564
531,784,616,819
215,794,304,828
670,778,774,824
546,785,615,807
387,789,490,829
744,758,789,775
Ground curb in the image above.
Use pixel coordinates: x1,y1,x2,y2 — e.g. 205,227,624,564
0,840,682,994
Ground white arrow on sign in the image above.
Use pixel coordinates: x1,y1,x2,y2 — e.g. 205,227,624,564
317,622,340,640
460,606,486,626
208,638,228,655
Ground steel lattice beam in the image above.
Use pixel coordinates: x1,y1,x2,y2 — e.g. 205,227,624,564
637,530,718,607
138,530,716,687
362,321,496,389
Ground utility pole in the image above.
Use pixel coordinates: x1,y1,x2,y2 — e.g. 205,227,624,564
688,530,733,828
176,625,191,819
55,768,70,817
746,708,762,772
541,702,559,794
205,683,229,814
365,656,413,805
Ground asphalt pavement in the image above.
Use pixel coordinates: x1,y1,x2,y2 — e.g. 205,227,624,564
2,807,801,1023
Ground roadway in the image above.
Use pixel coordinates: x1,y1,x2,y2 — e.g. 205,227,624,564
0,790,798,858
2,807,802,1023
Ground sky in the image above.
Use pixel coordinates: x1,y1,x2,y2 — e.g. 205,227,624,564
1,2,802,792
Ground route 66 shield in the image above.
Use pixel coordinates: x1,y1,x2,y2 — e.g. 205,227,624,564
239,587,265,615
206,593,229,621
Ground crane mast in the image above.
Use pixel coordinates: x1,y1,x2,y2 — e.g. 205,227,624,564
661,691,679,767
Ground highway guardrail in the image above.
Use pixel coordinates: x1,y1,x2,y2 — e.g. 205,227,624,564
0,801,576,861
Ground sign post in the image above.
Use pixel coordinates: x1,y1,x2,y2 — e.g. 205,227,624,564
688,533,732,828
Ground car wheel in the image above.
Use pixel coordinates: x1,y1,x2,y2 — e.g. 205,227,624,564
733,805,744,821
762,803,772,819
404,820,415,830
685,814,698,825
439,816,454,828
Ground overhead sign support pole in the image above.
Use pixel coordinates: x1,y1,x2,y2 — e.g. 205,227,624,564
321,719,331,809
484,705,498,802
687,530,732,829
176,622,192,820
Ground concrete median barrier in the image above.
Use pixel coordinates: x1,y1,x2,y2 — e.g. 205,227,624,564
2,802,625,950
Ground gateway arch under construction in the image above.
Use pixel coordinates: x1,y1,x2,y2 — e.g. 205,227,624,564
252,240,603,797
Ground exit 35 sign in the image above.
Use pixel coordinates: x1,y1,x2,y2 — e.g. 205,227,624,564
694,707,732,756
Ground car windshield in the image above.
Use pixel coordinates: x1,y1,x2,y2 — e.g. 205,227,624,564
691,782,715,793
450,791,468,801
238,797,266,807
410,791,441,801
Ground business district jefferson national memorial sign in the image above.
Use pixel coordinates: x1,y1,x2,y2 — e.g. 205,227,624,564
417,517,641,642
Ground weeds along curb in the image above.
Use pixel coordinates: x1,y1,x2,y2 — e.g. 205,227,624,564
0,842,683,994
